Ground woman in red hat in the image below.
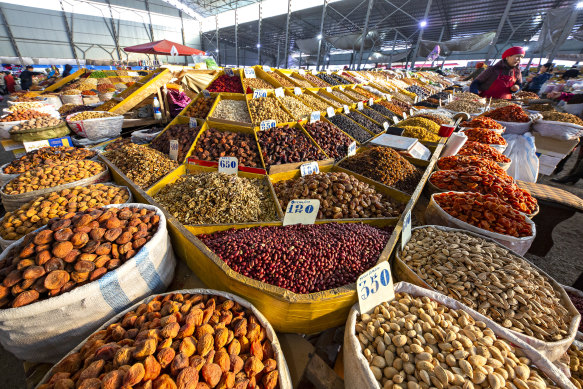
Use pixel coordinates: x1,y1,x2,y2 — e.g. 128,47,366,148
469,46,525,99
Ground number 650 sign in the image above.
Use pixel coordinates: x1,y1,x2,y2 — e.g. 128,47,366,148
357,262,394,314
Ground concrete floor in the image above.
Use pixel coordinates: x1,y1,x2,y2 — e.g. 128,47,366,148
0,147,582,389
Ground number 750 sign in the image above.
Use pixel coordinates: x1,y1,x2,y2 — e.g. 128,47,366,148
357,262,394,314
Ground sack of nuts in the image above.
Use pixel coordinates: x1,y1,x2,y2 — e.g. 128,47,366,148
0,203,176,362
37,289,292,388
343,281,575,389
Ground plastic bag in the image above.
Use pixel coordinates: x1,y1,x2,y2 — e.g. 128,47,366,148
166,89,191,117
131,128,161,144
425,191,536,255
503,132,539,182
533,119,583,141
66,111,123,140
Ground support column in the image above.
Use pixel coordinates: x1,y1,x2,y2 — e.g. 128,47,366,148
257,0,262,65
59,0,79,65
388,29,398,68
284,0,292,68
411,0,433,69
431,26,444,67
215,15,220,66
144,0,158,63
357,0,374,70
277,41,281,67
299,52,302,68
316,0,327,71
235,5,239,67
0,6,22,65
485,0,514,62
180,11,187,65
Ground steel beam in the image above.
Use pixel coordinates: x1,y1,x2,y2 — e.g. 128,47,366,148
316,0,327,71
235,5,239,67
59,0,79,65
257,0,262,64
357,0,374,70
411,0,432,69
144,0,159,63
485,0,513,62
548,9,579,62
0,6,22,65
180,11,187,65
284,0,291,68
216,15,220,66
104,0,122,61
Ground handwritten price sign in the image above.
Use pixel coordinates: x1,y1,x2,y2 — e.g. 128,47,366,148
283,199,320,226
259,120,276,131
357,262,394,314
244,67,256,78
300,161,319,176
169,140,179,161
253,89,267,98
218,156,238,175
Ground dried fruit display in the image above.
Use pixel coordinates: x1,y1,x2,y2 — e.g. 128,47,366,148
207,74,244,93
192,128,262,167
4,160,106,195
412,112,452,125
303,120,353,161
345,111,384,134
481,105,530,122
0,110,51,122
185,97,216,119
248,97,293,124
328,114,372,143
514,90,539,99
301,73,329,87
430,167,537,214
257,125,326,167
356,291,561,388
268,72,295,87
462,128,507,145
541,111,583,126
397,117,440,133
2,147,96,174
39,292,283,389
433,192,532,237
400,126,440,142
377,100,404,116
458,141,511,163
444,100,483,113
436,155,509,177
149,124,200,163
460,116,504,129
0,206,159,308
273,172,402,219
243,78,274,92
199,223,391,294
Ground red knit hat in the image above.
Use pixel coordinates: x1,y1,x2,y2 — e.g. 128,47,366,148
502,46,526,59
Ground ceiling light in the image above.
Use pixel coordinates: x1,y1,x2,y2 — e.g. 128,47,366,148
215,49,219,52
524,46,529,51
256,43,261,48
317,34,322,40
326,56,330,60
419,20,427,28
577,1,583,9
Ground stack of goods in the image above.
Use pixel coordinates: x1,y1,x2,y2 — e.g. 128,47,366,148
303,120,354,160
460,116,504,129
257,125,326,166
191,128,262,168
149,124,199,162
458,141,511,163
207,74,244,93
481,105,530,122
463,128,507,145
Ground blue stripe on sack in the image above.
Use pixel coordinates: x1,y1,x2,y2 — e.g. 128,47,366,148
99,271,132,313
133,245,164,292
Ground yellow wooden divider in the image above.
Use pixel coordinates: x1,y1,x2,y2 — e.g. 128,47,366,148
42,68,87,93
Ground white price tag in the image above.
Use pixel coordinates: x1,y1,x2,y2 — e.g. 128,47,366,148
23,140,49,152
347,141,357,156
259,120,276,131
253,89,267,98
326,107,335,117
275,87,284,98
402,112,408,119
383,122,389,130
294,87,302,95
326,87,332,93
224,68,234,77
357,101,364,110
309,111,320,123
401,210,412,251
202,89,211,98
414,96,418,103
409,109,414,116
326,70,331,75
189,117,197,128
169,140,179,161
244,67,256,78
357,262,394,314
218,156,238,175
298,69,305,75
369,98,374,106
300,161,319,176
283,199,320,226
339,86,345,91
263,65,272,73
343,105,350,115
393,116,400,124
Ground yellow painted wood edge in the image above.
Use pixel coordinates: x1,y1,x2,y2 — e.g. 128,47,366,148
109,68,171,113
42,68,87,93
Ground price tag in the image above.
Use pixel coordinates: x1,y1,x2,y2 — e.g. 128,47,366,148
294,87,302,95
357,262,394,314
259,120,276,131
283,199,320,226
326,70,331,75
393,116,400,124
347,141,357,156
401,210,412,251
202,89,211,98
326,107,335,117
409,109,414,116
357,101,364,110
218,156,238,175
339,86,345,91
189,117,197,128
310,111,320,123
23,140,50,152
169,140,179,161
439,98,442,107
298,69,305,75
244,67,256,78
326,87,332,93
300,161,319,176
263,65,271,73
368,98,374,106
414,96,418,103
343,105,350,114
253,89,267,98
383,122,389,130
275,87,284,98
224,68,234,77
402,112,408,119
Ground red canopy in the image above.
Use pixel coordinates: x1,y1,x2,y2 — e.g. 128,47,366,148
123,40,205,56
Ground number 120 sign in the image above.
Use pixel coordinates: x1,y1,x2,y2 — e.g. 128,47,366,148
357,262,394,314
283,199,320,226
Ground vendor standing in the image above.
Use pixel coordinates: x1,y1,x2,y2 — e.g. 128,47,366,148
470,46,525,99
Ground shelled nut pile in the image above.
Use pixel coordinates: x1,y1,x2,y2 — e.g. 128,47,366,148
0,184,130,241
154,173,278,225
1,110,51,122
0,206,160,308
211,99,252,123
329,90,352,103
401,227,573,342
328,114,372,143
40,292,282,389
569,345,583,388
277,96,312,120
243,78,274,90
303,120,354,161
248,97,293,124
302,73,329,87
299,94,329,111
185,97,216,119
268,72,295,87
290,74,313,88
274,172,402,219
343,89,366,100
191,128,262,167
3,147,95,174
356,292,561,389
316,92,342,108
149,124,200,162
257,125,326,166
68,111,118,121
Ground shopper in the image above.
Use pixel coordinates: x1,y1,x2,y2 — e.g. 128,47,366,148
469,46,525,99
524,62,554,94
19,65,41,90
562,65,580,80
4,71,16,93
62,64,73,78
463,62,486,81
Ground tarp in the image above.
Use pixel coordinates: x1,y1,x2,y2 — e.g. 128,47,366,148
296,38,321,55
531,8,576,54
124,39,205,56
326,31,379,50
419,31,495,57
368,50,410,63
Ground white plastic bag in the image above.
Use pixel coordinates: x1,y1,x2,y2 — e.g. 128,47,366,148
425,191,536,255
503,132,539,182
66,111,124,141
0,203,176,363
344,281,576,389
533,119,583,141
131,128,162,144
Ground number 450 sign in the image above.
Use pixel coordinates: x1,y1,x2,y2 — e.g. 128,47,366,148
357,262,394,314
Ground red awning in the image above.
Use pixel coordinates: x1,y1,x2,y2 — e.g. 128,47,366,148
123,40,205,56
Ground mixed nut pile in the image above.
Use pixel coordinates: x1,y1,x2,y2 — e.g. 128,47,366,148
248,97,293,124
69,111,119,121
10,117,63,133
3,147,96,174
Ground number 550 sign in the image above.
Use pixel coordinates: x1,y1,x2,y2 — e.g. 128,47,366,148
357,262,394,314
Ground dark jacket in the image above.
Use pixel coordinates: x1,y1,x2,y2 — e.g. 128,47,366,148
524,72,552,94
562,68,579,80
19,70,40,90
463,67,485,81
469,60,522,95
